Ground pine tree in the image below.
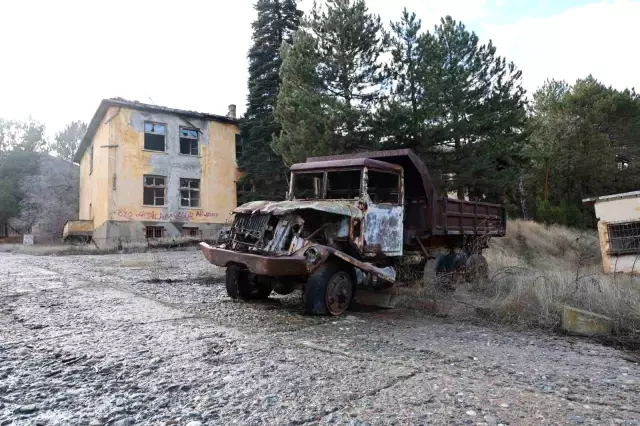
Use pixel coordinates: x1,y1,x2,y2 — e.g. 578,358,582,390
272,31,337,165
273,0,387,161
239,0,302,202
377,9,427,149
423,17,528,201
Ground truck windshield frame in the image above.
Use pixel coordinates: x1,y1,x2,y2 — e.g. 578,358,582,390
291,168,364,200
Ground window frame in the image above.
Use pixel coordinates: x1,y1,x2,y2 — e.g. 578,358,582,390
235,134,243,162
143,175,166,207
180,178,200,208
179,127,199,156
365,168,402,205
145,226,165,239
607,221,640,255
143,121,167,152
182,226,199,237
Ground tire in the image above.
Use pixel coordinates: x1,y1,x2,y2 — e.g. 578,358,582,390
225,265,272,300
465,254,488,283
304,262,354,316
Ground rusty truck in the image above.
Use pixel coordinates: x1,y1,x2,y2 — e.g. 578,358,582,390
200,149,506,316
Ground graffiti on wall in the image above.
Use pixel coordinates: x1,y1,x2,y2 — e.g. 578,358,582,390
112,209,219,222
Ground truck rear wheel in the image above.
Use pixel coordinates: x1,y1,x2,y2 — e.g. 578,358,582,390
304,262,353,316
225,265,272,300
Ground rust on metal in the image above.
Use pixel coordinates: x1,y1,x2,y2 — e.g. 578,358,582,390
200,243,308,276
290,158,403,173
234,200,363,219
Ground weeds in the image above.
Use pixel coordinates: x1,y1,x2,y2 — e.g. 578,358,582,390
483,220,640,336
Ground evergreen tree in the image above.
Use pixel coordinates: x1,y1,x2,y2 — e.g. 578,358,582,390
273,0,388,161
422,17,528,201
377,9,427,149
272,31,337,165
239,0,302,202
528,77,640,228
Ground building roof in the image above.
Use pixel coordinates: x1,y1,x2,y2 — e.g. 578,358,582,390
582,190,640,204
290,157,403,173
73,98,239,163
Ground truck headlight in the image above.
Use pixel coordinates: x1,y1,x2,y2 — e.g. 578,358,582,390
304,247,320,265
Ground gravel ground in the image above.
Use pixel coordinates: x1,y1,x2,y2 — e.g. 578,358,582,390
0,249,638,426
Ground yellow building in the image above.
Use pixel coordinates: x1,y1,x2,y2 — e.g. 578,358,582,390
73,98,241,246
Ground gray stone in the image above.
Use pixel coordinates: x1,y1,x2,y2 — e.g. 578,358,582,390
137,369,152,377
188,410,202,418
89,419,102,426
15,404,38,414
484,415,498,424
112,417,135,426
185,422,203,426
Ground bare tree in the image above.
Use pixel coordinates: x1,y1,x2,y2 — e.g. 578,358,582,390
12,155,79,242
52,121,87,162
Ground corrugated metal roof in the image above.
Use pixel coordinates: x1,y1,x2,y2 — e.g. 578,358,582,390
582,190,640,204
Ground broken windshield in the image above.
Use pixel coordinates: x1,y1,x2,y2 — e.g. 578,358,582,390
292,170,363,200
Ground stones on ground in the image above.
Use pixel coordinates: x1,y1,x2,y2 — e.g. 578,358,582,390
466,410,477,416
15,404,38,414
89,419,102,426
484,415,498,424
112,417,135,426
185,422,203,426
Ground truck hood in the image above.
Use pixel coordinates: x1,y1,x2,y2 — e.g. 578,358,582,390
234,200,363,218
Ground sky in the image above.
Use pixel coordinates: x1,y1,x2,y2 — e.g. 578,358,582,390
0,0,638,135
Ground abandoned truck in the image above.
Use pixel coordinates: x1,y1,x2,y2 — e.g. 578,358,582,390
200,149,505,316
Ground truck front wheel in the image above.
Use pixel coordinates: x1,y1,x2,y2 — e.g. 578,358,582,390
225,265,272,300
304,262,353,316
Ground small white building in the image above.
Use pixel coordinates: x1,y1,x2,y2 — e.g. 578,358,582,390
583,191,640,274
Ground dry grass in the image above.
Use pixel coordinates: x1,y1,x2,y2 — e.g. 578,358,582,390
482,220,640,336
0,236,202,256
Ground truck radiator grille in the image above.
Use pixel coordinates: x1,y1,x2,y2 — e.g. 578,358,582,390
230,213,271,248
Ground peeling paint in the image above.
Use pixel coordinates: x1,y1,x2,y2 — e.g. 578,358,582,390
78,105,240,241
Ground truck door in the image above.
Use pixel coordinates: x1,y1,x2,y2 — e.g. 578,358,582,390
363,169,403,256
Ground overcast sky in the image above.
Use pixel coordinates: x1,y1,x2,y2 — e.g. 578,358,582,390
0,0,637,135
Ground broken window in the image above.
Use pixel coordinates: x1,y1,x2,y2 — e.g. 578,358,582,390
180,178,200,207
608,221,640,255
179,127,199,155
89,143,94,174
292,172,324,199
144,122,166,151
235,134,243,160
143,175,166,206
367,171,400,204
326,170,361,200
182,226,199,237
146,226,164,239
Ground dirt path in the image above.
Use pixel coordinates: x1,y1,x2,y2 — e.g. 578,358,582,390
0,250,638,426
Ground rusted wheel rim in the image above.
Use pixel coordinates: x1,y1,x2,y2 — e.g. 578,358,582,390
325,271,352,315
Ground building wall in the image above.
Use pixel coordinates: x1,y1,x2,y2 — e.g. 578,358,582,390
78,107,239,245
79,113,112,229
593,196,640,274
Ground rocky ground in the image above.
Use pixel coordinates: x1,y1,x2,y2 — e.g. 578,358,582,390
0,249,638,426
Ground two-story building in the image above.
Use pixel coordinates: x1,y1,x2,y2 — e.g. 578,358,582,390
72,98,241,246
